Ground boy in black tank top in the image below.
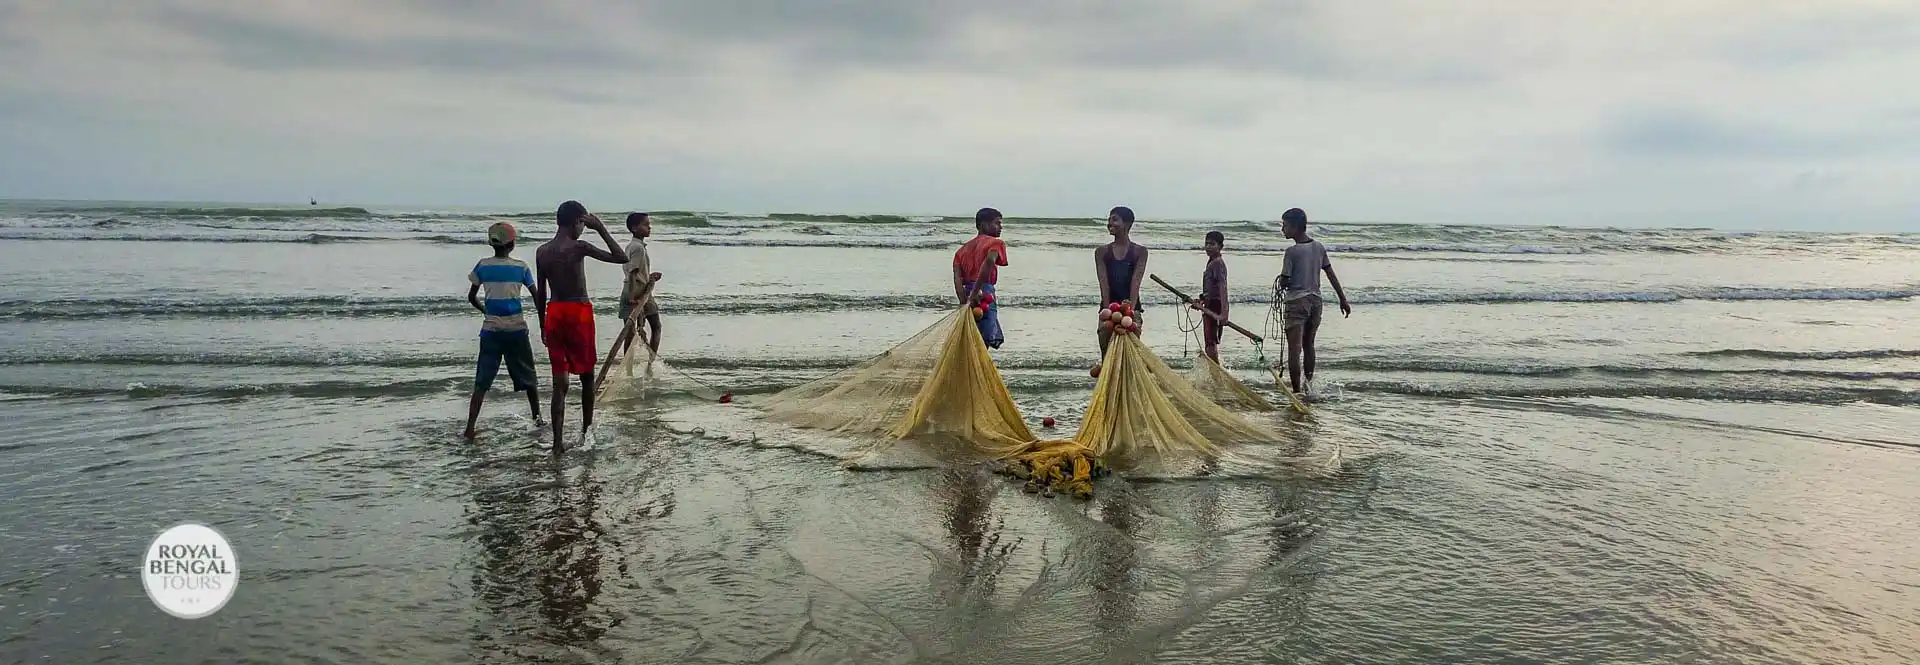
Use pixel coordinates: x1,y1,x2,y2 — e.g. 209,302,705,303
1094,206,1150,372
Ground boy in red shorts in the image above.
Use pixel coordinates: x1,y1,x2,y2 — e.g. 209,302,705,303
534,200,628,450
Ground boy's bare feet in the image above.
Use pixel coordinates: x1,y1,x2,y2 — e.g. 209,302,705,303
462,426,478,440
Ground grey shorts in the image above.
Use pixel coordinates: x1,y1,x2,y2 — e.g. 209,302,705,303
1283,294,1323,330
618,298,659,324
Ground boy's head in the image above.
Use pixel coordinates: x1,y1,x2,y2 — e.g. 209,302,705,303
556,200,587,236
1281,207,1308,240
487,222,517,256
626,212,651,238
1204,230,1224,257
1107,206,1135,237
974,207,1003,237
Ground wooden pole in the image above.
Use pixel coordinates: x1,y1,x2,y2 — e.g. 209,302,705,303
594,281,656,394
1148,274,1262,343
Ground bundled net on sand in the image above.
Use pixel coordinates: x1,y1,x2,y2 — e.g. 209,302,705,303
987,303,1284,498
753,299,1285,499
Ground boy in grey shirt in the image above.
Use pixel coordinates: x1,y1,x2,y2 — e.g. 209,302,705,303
1277,208,1351,397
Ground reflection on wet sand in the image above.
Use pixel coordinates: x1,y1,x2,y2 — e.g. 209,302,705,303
1091,488,1142,648
462,447,616,660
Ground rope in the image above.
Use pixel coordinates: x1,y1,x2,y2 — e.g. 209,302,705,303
1176,301,1203,360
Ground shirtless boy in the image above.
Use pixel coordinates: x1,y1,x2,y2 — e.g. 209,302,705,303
534,200,628,450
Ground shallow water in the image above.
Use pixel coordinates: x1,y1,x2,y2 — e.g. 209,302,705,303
1,200,1916,664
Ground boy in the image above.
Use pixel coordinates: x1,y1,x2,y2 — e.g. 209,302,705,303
1276,208,1352,398
1094,206,1148,370
599,212,663,381
1190,230,1229,362
463,222,543,439
953,207,1008,349
534,200,628,451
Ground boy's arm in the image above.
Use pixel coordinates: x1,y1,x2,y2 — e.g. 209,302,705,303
533,269,548,326
963,249,999,304
1323,260,1351,317
952,261,967,304
1128,246,1148,305
578,239,626,264
1216,265,1230,321
1094,247,1111,304
467,267,486,314
579,214,628,264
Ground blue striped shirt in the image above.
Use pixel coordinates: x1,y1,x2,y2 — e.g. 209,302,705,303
469,257,535,331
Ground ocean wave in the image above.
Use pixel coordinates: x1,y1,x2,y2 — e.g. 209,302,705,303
7,370,1908,407
1682,348,1920,361
1337,380,1920,407
4,285,1914,321
11,348,1915,387
52,206,374,218
1323,358,1920,381
0,230,402,244
0,377,466,400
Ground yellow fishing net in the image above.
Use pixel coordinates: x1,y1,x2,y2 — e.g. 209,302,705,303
990,321,1286,498
757,306,1035,452
1185,355,1278,412
748,302,1287,500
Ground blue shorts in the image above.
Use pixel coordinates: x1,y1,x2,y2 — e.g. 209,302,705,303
970,282,1003,349
475,329,537,393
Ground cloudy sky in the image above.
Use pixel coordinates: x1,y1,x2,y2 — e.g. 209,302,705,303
1,1,1916,230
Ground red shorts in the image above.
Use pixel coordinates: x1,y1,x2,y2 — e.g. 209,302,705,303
542,301,597,375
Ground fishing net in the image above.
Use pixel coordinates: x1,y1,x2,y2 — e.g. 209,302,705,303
1155,293,1278,415
1185,355,1278,412
743,301,1287,500
598,283,728,404
990,305,1286,499
756,306,1036,453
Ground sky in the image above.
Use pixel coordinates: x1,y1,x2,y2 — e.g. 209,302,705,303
1,1,1916,231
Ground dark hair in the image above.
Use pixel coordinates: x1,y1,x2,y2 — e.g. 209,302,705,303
974,207,1001,231
1109,206,1135,227
1205,230,1225,246
557,200,587,227
626,212,649,230
1281,207,1307,231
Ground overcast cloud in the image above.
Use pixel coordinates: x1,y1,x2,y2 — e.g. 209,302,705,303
1,0,1916,230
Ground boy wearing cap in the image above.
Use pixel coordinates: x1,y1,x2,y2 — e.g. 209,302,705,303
463,222,544,439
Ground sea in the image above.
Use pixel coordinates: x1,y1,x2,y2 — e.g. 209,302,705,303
0,198,1916,664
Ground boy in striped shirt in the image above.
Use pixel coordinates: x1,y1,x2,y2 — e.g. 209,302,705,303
463,222,544,439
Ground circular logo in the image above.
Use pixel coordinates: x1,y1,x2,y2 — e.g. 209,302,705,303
141,523,238,619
